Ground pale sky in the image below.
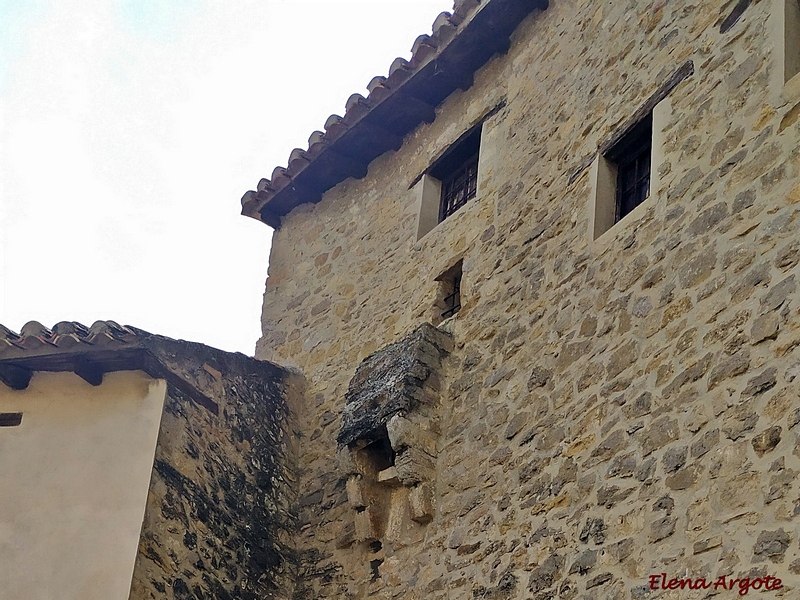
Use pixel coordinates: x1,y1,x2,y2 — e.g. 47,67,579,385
0,0,453,354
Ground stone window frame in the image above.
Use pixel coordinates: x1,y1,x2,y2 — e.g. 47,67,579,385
412,101,505,241
589,99,670,241
771,0,800,102
588,60,694,242
414,123,485,240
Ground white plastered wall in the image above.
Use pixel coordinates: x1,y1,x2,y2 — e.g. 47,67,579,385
0,370,166,600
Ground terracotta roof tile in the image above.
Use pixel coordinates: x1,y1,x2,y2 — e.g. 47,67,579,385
0,320,142,360
242,0,549,228
0,321,285,415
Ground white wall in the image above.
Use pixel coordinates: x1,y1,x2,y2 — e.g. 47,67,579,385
0,370,166,600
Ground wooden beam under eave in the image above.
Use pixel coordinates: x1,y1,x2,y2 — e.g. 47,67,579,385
74,357,104,386
0,363,33,390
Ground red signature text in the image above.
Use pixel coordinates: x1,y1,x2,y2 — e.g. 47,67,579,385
648,573,783,595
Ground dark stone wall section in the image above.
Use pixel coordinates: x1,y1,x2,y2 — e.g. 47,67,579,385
128,339,301,600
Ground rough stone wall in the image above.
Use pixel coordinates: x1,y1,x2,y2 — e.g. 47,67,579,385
129,343,300,600
258,1,800,598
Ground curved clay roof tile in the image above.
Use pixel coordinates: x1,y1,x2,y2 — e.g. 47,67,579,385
271,166,288,181
0,325,20,341
343,93,371,123
366,76,387,93
323,114,349,142
287,152,310,177
324,114,343,130
453,0,480,20
52,321,89,336
87,320,130,344
270,167,292,191
432,12,457,42
388,57,411,76
367,80,393,104
257,178,273,193
412,33,436,53
308,130,326,146
411,36,438,66
241,190,259,210
287,150,310,176
386,57,413,88
20,321,52,339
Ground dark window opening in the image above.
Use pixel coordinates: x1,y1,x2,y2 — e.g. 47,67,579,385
362,432,395,473
0,412,23,427
429,125,482,222
370,558,384,581
606,113,652,223
437,260,463,320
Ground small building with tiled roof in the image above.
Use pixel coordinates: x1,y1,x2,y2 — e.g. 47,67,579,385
0,321,300,599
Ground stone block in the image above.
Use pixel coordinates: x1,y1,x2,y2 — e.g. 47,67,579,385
337,446,359,476
346,475,366,508
751,426,782,457
378,466,400,484
753,529,790,562
707,351,750,390
761,275,796,312
751,313,779,344
354,506,380,543
384,487,413,547
395,447,436,485
409,483,435,523
693,536,722,555
386,414,437,456
649,516,677,543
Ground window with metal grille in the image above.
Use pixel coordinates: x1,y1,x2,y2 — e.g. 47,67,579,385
436,260,463,321
606,113,652,223
439,156,478,221
429,125,482,223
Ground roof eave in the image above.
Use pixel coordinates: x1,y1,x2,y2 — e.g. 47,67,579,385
242,0,549,229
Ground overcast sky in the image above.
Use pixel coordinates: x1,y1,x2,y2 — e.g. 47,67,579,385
0,0,453,354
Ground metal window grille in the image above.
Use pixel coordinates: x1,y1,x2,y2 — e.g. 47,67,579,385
441,270,462,319
609,114,652,223
439,155,479,222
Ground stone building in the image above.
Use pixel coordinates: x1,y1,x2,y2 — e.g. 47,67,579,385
4,0,800,598
241,0,800,597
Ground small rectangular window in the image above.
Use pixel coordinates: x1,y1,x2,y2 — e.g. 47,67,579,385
429,125,482,223
441,271,462,319
435,260,463,321
607,113,653,222
0,412,23,427
591,111,656,239
414,104,506,239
